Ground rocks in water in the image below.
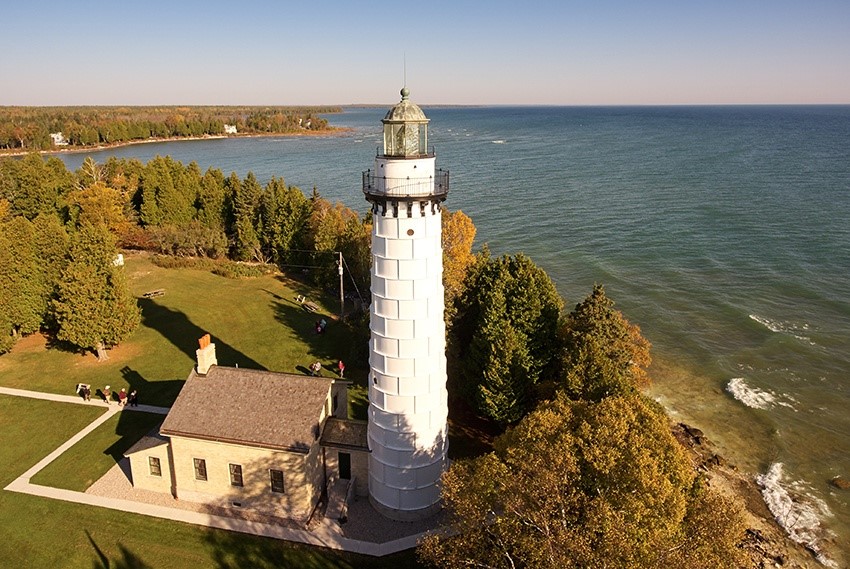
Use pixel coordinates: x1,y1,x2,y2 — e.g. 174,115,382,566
706,453,727,468
829,476,850,490
678,422,706,445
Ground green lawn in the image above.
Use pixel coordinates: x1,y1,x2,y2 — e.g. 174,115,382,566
0,252,369,411
0,396,421,568
30,409,165,491
0,254,422,568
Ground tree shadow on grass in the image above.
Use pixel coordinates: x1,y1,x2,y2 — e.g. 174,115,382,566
86,529,152,569
205,528,420,569
267,294,346,363
139,297,265,370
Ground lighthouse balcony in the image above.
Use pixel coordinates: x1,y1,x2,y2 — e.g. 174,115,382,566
362,170,449,200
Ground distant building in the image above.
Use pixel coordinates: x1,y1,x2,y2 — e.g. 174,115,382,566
50,132,68,146
223,124,238,134
125,337,368,524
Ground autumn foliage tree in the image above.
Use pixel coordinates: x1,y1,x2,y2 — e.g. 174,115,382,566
418,392,745,569
441,208,476,321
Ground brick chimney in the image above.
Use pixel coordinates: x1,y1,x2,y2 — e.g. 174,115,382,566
196,333,217,375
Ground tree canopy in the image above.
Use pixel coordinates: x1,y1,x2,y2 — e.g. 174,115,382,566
51,223,140,360
0,105,340,151
450,253,563,423
558,284,652,401
418,392,745,569
0,154,377,353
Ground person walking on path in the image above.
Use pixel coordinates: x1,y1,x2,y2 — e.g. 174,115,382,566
118,388,127,407
102,385,111,404
83,385,91,402
337,360,345,378
128,389,138,407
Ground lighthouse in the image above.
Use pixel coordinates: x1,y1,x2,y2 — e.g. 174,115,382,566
363,88,450,520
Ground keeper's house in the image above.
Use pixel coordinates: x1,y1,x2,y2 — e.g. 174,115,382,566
124,338,368,523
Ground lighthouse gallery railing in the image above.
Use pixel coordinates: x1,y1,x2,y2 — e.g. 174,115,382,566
362,169,449,199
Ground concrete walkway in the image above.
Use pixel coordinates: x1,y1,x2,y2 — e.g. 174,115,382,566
0,386,170,415
0,386,429,556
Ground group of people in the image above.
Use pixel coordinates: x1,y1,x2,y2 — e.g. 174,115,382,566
78,383,138,407
309,359,345,378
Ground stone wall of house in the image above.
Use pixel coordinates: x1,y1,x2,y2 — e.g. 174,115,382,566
324,447,370,497
168,435,320,522
127,443,173,495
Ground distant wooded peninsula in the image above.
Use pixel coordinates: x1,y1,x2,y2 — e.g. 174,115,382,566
0,105,342,152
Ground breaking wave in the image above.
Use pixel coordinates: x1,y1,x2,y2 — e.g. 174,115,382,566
749,314,814,344
756,463,836,567
726,377,797,410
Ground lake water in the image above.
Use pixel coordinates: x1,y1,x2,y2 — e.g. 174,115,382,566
57,104,850,565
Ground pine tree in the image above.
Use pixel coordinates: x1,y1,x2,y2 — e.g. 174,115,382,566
52,223,140,361
0,217,43,336
258,177,309,265
453,253,563,423
228,172,261,261
559,284,651,400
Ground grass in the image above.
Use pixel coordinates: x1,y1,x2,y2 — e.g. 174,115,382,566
30,410,165,491
0,397,421,568
0,254,424,567
0,251,368,410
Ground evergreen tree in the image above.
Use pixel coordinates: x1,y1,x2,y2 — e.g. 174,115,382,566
52,223,140,361
0,217,44,337
258,177,310,265
0,214,69,352
196,167,227,231
558,284,651,400
0,154,73,220
230,172,262,261
452,253,562,423
30,213,69,324
139,156,193,227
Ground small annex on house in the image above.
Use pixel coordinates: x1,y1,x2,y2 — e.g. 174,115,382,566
125,336,369,524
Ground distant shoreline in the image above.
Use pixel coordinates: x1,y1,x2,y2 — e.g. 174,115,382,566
0,127,353,158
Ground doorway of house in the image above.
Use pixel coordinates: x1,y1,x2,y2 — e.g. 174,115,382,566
339,452,351,480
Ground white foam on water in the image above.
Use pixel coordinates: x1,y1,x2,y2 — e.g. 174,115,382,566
491,140,506,144
749,314,815,344
756,463,836,567
726,377,798,411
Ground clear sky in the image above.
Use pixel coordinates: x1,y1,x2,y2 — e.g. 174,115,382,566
2,0,849,106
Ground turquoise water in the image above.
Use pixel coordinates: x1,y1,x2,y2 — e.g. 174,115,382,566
58,105,850,564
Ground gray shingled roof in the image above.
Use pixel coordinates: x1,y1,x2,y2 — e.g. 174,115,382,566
160,367,332,454
320,417,369,451
124,426,167,457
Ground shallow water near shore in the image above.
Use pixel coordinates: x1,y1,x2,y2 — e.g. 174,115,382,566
57,105,850,565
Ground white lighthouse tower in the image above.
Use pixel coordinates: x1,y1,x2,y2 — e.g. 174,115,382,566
363,88,450,521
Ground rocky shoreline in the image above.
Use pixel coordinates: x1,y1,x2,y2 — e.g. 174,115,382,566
672,422,829,568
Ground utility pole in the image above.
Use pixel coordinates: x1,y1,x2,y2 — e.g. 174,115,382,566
338,251,344,322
